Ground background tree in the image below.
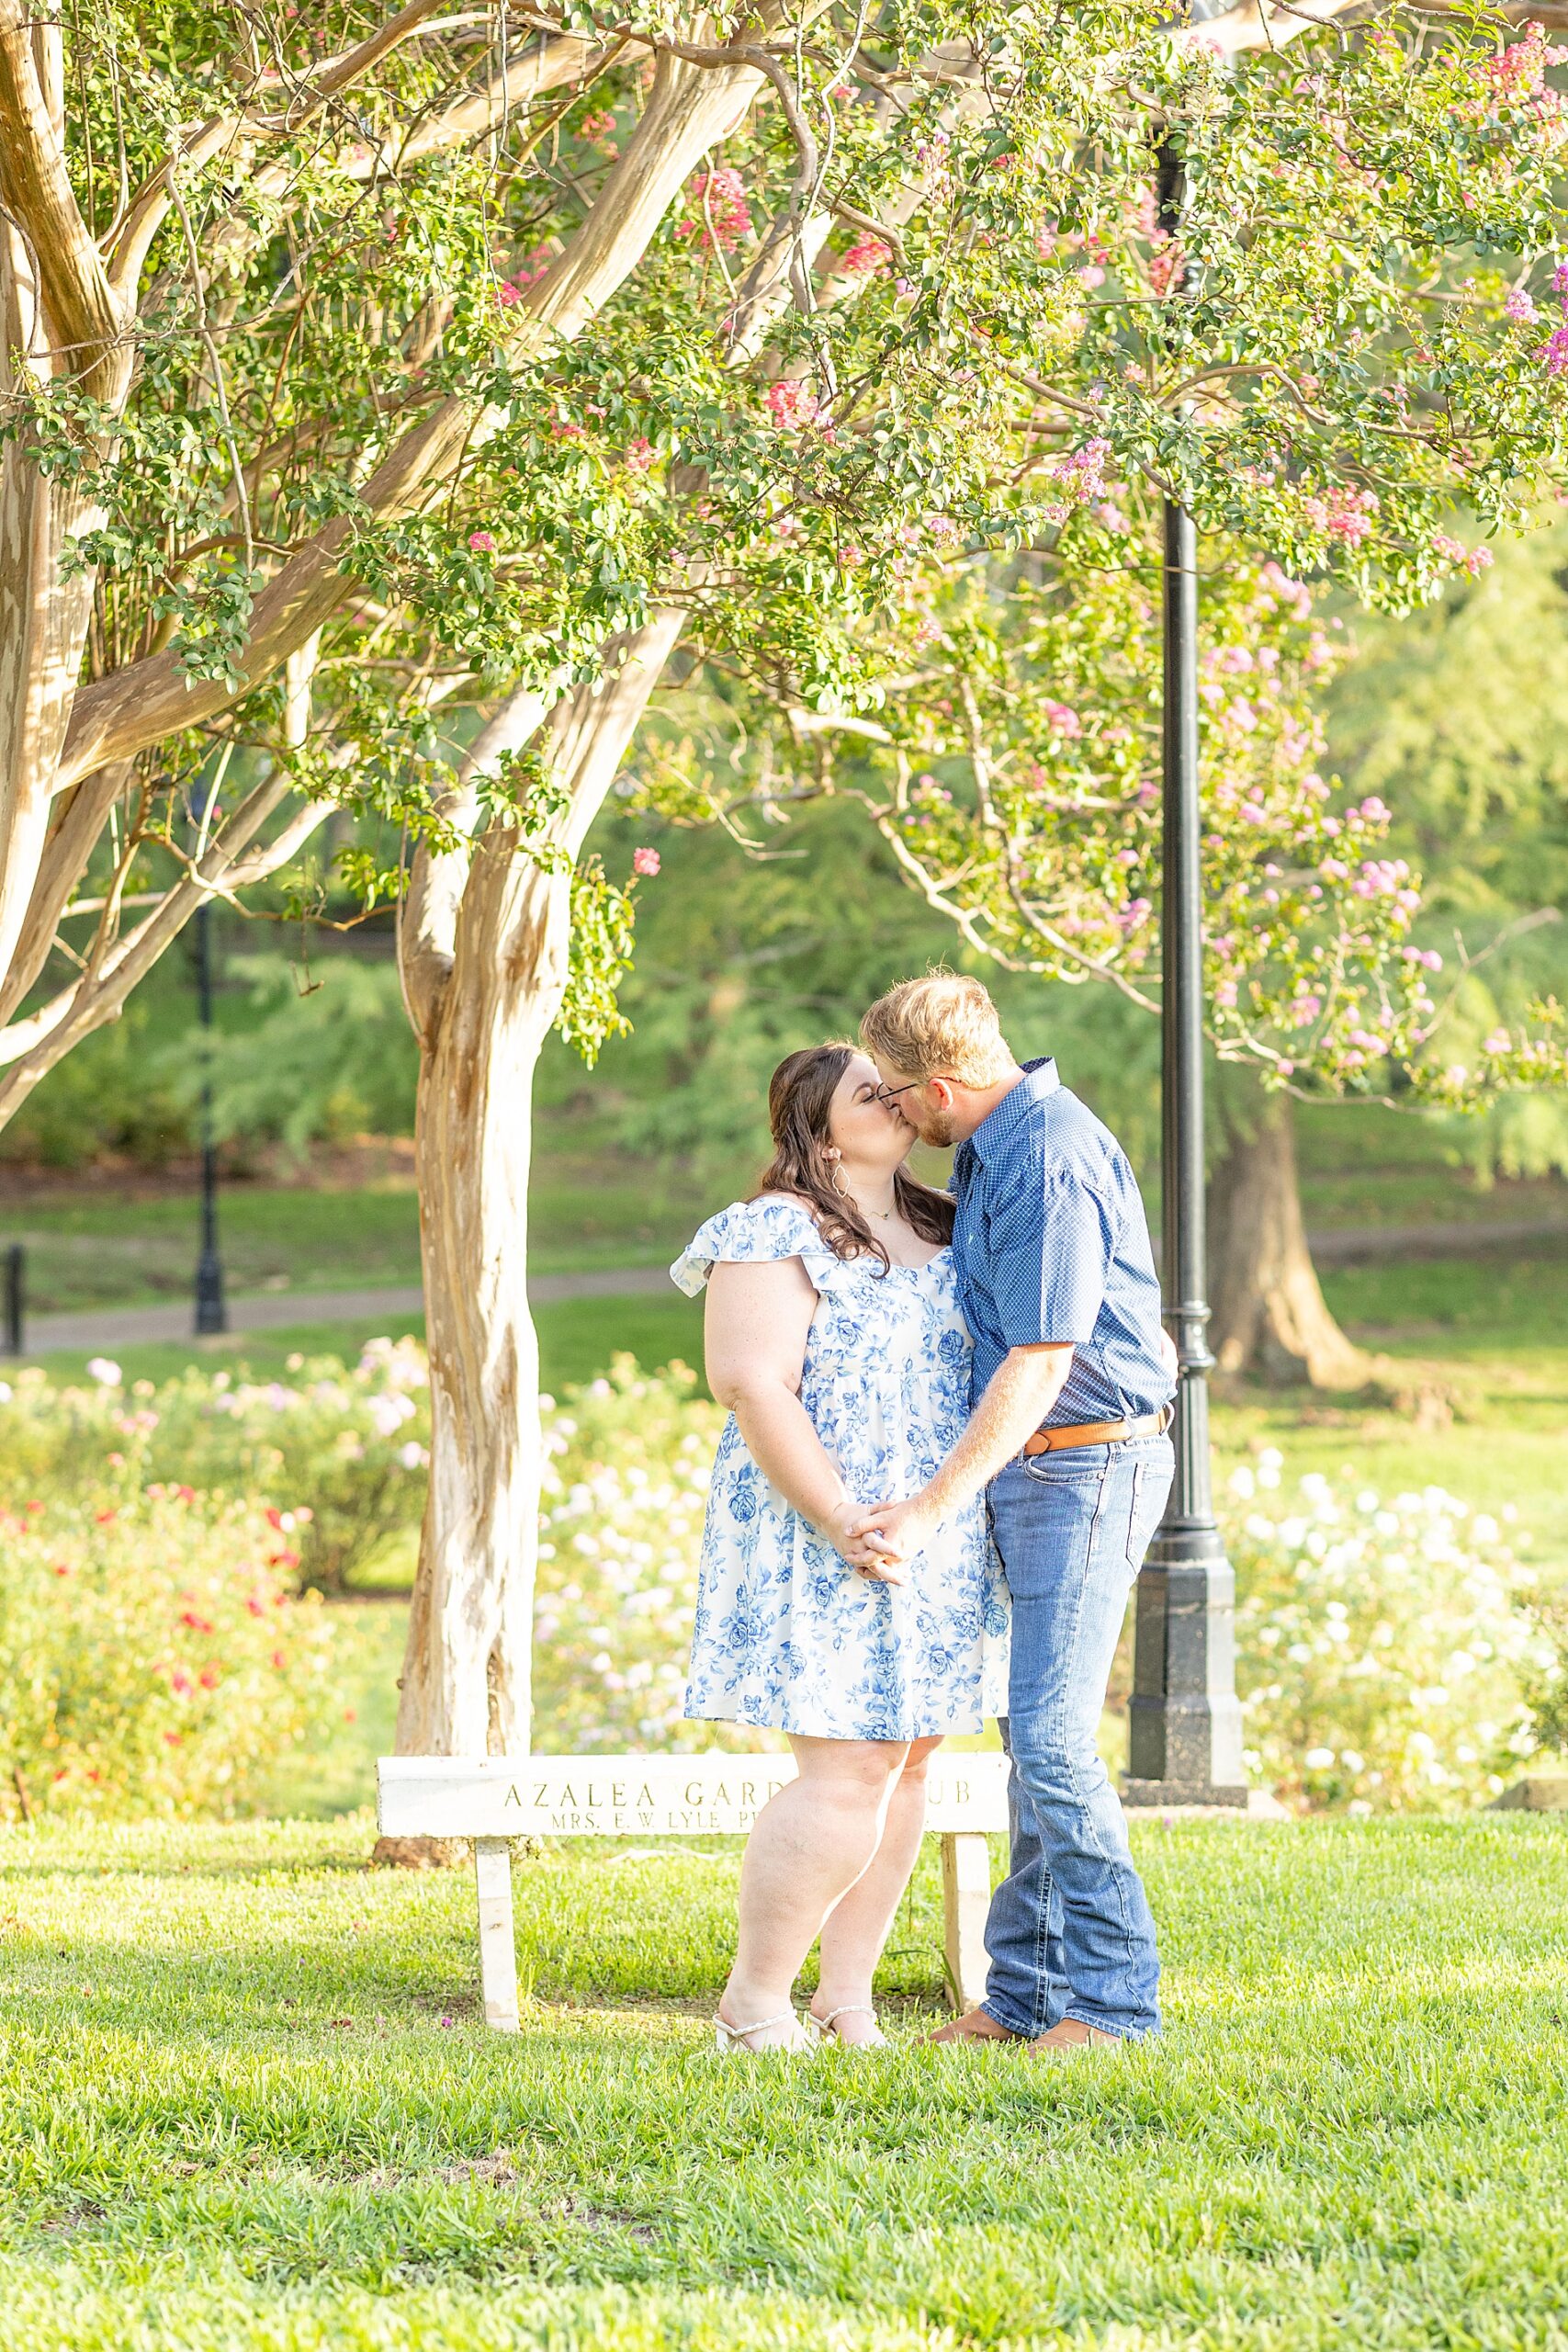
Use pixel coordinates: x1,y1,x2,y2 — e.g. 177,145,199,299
1325,515,1568,1183
629,6,1568,1384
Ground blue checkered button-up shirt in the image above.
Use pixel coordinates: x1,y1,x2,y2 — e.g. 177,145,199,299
951,1057,1174,1425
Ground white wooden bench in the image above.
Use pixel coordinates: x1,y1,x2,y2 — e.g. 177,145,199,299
378,1751,1010,2030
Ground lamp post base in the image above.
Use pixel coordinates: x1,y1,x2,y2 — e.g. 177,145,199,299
1122,1778,1250,1810
1125,1519,1247,1804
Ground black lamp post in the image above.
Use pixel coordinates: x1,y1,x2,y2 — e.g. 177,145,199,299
1123,128,1247,1808
191,794,228,1338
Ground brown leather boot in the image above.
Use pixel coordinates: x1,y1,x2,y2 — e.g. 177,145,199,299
925,2008,1021,2047
1026,2018,1125,2057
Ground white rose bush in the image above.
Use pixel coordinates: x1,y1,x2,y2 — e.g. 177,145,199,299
1230,1453,1561,1812
531,1358,750,1754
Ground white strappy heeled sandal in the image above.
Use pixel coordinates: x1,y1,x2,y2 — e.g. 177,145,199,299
804,2003,888,2049
713,2007,811,2053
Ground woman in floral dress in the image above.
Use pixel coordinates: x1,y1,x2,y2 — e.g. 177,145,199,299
671,1043,1009,2051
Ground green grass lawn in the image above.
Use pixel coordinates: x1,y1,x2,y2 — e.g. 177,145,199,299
0,1153,704,1316
2,1814,1565,2349
23,1291,707,1399
4,1104,1564,1317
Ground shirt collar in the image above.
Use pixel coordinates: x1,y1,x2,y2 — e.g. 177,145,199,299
966,1056,1060,1165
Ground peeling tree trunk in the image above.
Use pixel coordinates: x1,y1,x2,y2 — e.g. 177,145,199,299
374,615,682,1867
1207,1093,1372,1390
381,838,565,1869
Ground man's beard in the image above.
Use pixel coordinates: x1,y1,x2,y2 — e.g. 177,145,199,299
914,1106,960,1149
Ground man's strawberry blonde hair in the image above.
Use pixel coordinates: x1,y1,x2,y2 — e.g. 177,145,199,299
861,973,1016,1087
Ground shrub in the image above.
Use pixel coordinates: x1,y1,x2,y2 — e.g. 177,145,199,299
1230,1452,1557,1811
0,1483,339,1820
1520,1599,1568,1762
531,1383,1562,1801
533,1356,750,1751
0,1338,430,1590
6,1340,1557,1809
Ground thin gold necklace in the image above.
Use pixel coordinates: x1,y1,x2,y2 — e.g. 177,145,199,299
839,1172,896,1222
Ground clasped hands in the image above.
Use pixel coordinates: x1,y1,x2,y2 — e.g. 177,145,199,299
824,1494,941,1585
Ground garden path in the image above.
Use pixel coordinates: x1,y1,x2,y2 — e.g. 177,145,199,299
22,1265,671,1352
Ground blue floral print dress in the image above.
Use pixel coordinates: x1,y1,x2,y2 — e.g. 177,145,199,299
671,1197,1010,1740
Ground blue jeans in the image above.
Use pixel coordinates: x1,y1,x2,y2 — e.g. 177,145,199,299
981,1433,1173,2042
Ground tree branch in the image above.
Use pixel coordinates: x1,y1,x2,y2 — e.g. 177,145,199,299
105,0,456,298
339,32,609,180
61,42,772,794
0,0,126,394
1191,0,1364,54
0,759,136,1026
0,766,333,1117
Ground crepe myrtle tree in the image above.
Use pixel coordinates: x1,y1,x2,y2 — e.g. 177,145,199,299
626,6,1568,1386
0,0,1348,1111
0,0,1290,1832
1,0,1559,1804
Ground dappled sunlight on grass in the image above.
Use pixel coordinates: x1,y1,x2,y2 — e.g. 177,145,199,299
2,1815,1565,2346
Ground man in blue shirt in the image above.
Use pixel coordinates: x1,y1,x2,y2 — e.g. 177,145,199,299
856,973,1175,2052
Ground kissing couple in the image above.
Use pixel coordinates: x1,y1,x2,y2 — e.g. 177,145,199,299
670,972,1177,2054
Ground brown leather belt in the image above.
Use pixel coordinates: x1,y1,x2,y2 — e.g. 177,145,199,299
1021,1407,1171,1457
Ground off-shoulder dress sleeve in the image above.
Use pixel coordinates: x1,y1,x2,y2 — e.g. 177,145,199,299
670,1197,845,1298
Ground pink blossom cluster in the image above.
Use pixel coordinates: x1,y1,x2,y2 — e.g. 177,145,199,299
764,379,820,430
497,245,552,306
1353,857,1419,916
1531,257,1568,374
1147,238,1185,299
624,437,656,474
1302,484,1379,550
1047,437,1111,509
840,234,893,278
1040,699,1083,738
1258,561,1314,622
1431,531,1495,577
1486,24,1568,101
632,846,660,876
675,167,752,253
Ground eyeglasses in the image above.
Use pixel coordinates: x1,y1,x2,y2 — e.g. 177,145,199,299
874,1080,933,1108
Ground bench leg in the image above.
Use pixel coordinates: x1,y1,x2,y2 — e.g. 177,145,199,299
941,1830,992,2014
474,1838,520,2032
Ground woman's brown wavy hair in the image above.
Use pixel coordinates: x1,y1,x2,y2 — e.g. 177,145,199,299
751,1043,954,1272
